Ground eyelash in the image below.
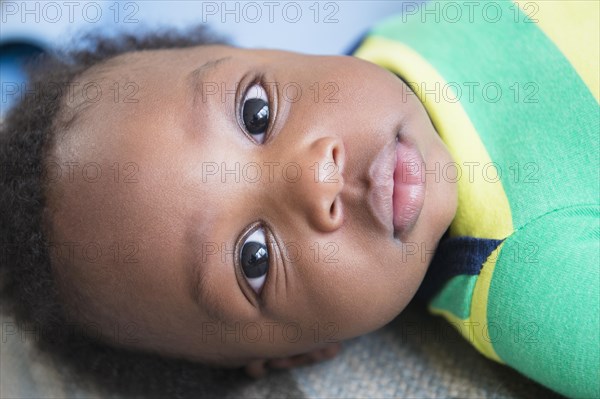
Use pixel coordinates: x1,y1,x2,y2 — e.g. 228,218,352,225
238,75,273,145
237,222,275,300
234,75,275,300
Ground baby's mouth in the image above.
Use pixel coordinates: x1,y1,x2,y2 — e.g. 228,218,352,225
367,134,426,241
392,135,426,241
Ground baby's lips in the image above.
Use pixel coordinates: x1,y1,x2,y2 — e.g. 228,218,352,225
392,139,426,237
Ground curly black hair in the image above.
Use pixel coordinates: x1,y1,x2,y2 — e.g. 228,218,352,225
0,26,268,398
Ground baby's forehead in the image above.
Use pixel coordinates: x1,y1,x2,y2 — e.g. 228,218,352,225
60,45,225,109
53,59,125,134
52,49,174,146
95,45,225,73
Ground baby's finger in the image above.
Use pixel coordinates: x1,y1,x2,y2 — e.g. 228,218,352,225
244,359,268,379
268,355,307,369
268,343,342,369
322,342,342,358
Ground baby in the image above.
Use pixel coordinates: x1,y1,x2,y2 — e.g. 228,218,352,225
1,1,598,398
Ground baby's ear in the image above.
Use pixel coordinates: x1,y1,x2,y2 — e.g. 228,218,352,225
244,342,342,379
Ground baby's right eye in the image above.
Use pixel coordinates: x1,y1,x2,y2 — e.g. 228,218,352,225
239,227,270,294
241,83,270,144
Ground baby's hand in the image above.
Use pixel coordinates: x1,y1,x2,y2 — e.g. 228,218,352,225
244,342,342,379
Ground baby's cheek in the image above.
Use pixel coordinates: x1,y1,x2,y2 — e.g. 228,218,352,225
302,259,403,338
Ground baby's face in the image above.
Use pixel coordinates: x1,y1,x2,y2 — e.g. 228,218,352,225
47,45,457,366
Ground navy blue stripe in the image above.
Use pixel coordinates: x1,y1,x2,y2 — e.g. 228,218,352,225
415,234,503,302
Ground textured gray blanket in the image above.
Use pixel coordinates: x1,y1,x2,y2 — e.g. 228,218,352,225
1,303,564,398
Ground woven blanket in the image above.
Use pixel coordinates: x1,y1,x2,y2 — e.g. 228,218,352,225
1,302,564,398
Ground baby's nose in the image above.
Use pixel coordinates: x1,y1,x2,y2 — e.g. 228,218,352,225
285,136,345,232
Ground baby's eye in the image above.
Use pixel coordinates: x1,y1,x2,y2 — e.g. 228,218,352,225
239,227,269,294
241,83,270,144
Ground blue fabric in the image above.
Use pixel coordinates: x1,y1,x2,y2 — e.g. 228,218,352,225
416,235,503,301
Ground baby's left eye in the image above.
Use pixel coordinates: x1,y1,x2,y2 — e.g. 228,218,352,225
241,83,270,143
239,227,270,294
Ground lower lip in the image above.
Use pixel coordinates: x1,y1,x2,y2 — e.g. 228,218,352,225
392,139,426,237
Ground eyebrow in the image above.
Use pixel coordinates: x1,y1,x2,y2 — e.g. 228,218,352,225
187,56,233,106
184,56,236,322
187,218,233,322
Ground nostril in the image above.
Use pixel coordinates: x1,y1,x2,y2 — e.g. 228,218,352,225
332,146,339,166
329,196,343,225
331,141,345,175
